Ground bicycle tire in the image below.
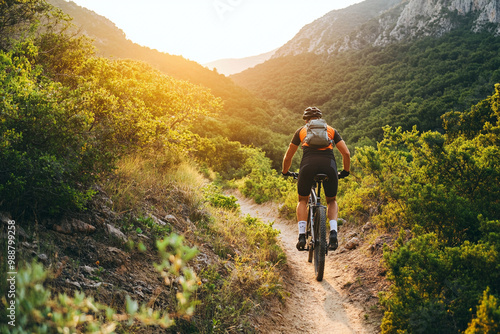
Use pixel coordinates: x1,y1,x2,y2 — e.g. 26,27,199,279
314,206,327,281
307,206,313,263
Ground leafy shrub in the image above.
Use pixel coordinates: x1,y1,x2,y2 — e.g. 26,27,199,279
238,147,295,203
0,43,99,215
203,184,239,211
193,136,248,180
339,85,500,333
465,288,500,334
381,229,500,333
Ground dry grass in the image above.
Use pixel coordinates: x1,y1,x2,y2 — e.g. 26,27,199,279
104,151,206,215
101,150,286,332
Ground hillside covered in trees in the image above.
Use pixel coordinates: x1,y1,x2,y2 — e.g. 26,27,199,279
233,3,500,151
44,0,298,170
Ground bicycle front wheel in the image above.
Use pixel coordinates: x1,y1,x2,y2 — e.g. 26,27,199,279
313,206,327,281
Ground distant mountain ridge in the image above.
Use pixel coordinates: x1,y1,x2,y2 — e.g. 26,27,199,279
204,49,276,76
46,0,251,98
273,0,404,58
274,0,500,57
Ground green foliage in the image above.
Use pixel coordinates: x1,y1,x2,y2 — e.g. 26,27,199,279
203,184,239,211
238,146,295,204
193,136,248,179
134,178,284,334
155,234,200,316
134,215,172,239
381,230,500,333
0,0,53,50
177,194,286,333
0,233,199,333
465,288,500,334
42,0,298,171
0,43,98,215
337,87,500,333
0,33,221,216
343,83,500,243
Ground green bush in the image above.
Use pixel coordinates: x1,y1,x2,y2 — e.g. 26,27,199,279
381,228,500,333
0,43,99,215
339,85,500,333
238,146,294,203
203,184,239,211
465,288,500,334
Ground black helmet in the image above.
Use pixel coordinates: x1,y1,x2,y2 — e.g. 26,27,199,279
302,107,322,120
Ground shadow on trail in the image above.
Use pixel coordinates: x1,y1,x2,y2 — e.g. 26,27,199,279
320,278,360,334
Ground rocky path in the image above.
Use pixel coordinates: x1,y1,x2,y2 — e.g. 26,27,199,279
234,193,381,334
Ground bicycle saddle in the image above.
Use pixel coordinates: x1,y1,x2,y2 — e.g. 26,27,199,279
314,174,329,182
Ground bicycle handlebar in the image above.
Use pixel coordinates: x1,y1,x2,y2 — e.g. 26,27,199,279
337,170,350,179
283,170,350,180
282,171,299,179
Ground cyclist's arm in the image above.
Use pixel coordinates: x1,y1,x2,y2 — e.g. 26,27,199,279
336,140,351,172
282,143,299,174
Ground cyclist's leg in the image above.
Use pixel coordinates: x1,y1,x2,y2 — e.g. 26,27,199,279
296,159,315,250
296,194,309,250
322,159,339,250
326,195,339,250
325,196,338,221
321,157,338,216
297,195,309,223
297,158,316,227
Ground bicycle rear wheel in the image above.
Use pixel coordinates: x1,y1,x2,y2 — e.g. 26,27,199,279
313,206,327,281
307,206,313,263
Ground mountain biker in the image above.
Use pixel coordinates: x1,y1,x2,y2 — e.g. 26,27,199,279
281,107,351,251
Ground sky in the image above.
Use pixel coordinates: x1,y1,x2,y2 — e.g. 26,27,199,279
68,0,363,64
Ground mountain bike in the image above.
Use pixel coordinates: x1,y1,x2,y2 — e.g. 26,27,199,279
285,172,328,281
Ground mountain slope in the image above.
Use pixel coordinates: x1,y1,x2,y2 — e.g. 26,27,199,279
275,0,500,57
46,0,244,98
273,0,404,57
232,0,500,145
204,49,276,76
47,0,297,168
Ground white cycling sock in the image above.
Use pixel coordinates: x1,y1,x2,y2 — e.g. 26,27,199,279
298,221,307,234
329,220,338,232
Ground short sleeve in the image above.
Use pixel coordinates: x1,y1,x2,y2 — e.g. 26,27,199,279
291,126,303,146
333,129,342,144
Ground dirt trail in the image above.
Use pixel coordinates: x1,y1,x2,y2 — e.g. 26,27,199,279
234,193,381,334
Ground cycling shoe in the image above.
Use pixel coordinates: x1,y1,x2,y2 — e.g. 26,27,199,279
296,233,306,250
328,230,338,250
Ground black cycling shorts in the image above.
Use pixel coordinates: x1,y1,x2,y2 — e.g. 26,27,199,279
297,155,338,198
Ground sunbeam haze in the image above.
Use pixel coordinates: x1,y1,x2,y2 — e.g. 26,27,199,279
67,0,363,63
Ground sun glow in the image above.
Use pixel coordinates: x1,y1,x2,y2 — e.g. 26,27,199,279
68,0,363,63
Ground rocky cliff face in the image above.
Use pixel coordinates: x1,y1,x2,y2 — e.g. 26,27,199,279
275,0,500,57
386,0,500,41
273,0,403,58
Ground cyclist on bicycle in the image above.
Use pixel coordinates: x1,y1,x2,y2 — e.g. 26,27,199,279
282,107,351,251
